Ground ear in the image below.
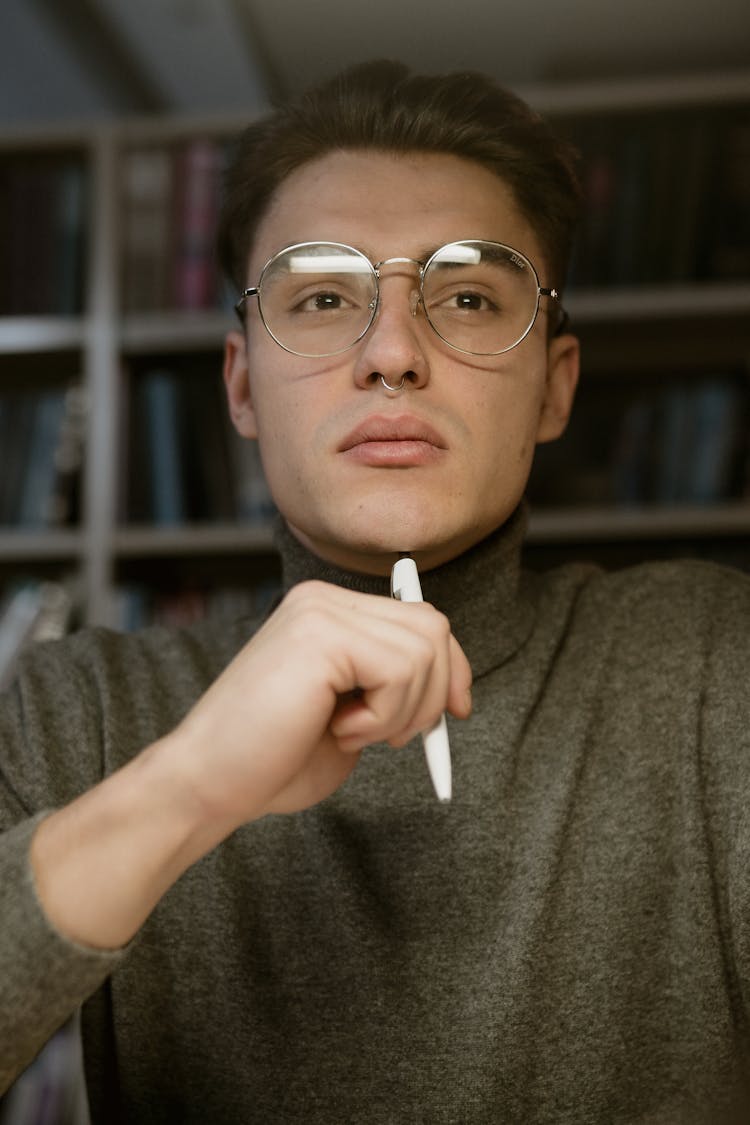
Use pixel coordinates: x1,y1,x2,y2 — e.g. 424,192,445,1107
535,332,580,444
223,329,258,439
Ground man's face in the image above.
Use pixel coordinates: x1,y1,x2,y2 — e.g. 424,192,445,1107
224,150,579,575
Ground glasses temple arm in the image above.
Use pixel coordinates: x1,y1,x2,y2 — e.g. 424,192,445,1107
540,287,570,337
234,287,259,324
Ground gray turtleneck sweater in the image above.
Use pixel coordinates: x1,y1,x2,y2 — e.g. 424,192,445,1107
2,508,750,1123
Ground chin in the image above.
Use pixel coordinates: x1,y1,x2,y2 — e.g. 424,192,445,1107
342,511,442,556
330,523,479,576
286,493,511,573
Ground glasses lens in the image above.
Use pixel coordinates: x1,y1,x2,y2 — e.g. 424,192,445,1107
422,242,540,355
257,243,377,357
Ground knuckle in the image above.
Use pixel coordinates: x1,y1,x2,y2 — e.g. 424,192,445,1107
400,628,432,665
282,582,335,640
417,604,451,644
283,579,327,608
431,608,451,640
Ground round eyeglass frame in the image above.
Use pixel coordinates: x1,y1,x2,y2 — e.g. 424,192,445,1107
234,239,568,358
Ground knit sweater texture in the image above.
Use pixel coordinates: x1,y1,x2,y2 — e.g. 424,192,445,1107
2,507,750,1123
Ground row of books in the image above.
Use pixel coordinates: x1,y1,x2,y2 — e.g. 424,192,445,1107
529,371,750,508
0,382,87,528
121,138,231,314
123,363,275,526
564,107,750,288
112,578,280,633
1,105,747,322
0,153,88,317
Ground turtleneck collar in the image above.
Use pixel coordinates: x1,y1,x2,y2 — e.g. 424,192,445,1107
274,504,537,680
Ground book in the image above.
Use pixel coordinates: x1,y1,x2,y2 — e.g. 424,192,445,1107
113,578,280,632
566,119,621,288
684,379,742,503
564,104,750,290
0,382,85,529
141,368,186,525
16,388,67,527
653,385,693,505
609,122,649,286
180,367,236,521
0,390,36,524
47,383,87,527
667,113,712,282
127,363,251,524
54,158,88,315
705,115,750,281
0,155,87,316
172,138,224,310
611,397,656,505
121,147,174,312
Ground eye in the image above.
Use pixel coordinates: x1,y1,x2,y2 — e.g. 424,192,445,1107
297,290,348,312
452,291,491,311
435,287,499,314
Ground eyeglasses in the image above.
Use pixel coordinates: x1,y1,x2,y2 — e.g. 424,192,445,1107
235,240,567,358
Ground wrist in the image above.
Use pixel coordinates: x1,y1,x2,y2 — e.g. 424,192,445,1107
29,731,235,951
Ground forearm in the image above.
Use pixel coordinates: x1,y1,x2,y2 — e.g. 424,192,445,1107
25,580,457,951
1,728,241,1090
29,732,230,952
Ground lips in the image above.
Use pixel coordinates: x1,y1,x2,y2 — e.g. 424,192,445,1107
339,414,447,452
338,414,447,468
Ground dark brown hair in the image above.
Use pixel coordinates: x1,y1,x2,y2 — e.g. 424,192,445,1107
217,59,582,293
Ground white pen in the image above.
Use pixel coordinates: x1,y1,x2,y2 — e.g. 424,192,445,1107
390,555,452,803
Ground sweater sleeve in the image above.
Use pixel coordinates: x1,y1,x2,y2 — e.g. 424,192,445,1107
0,815,124,1090
0,635,127,1090
0,619,240,1090
696,564,750,1024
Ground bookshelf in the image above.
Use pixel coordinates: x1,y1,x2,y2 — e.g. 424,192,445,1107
523,70,750,571
1,73,749,629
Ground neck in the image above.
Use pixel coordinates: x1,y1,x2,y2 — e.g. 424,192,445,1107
275,503,537,680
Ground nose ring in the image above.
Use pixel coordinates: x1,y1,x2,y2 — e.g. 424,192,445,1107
380,375,406,392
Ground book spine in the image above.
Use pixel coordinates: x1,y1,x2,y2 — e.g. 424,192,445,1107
16,390,67,527
141,369,186,525
172,139,223,310
54,159,87,315
121,148,174,312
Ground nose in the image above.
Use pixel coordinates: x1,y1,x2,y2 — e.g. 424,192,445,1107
351,275,430,393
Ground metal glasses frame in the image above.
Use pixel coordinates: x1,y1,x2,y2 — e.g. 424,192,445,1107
234,240,568,357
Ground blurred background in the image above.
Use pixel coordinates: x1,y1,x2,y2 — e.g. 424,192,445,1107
1,0,749,124
0,2,749,1123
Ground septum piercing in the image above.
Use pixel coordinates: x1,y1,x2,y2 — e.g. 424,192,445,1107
380,375,406,392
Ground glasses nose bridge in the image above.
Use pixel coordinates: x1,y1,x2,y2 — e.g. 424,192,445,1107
371,256,424,322
373,254,423,277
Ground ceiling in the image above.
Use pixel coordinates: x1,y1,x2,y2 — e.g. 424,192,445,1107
1,0,749,127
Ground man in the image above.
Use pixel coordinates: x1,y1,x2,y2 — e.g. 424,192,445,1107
2,60,750,1123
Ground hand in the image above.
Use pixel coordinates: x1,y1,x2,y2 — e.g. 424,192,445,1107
174,579,473,827
30,579,472,951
